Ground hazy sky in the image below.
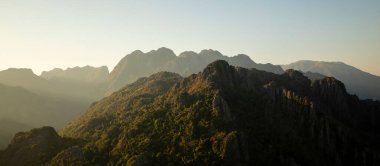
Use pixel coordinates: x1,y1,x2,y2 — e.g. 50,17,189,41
1,0,380,75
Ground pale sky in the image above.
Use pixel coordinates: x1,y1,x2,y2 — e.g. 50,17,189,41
1,0,380,76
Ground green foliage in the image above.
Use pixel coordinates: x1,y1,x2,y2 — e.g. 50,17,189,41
58,71,240,165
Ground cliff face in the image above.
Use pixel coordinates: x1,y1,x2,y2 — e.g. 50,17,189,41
256,75,380,166
1,60,379,166
194,61,380,165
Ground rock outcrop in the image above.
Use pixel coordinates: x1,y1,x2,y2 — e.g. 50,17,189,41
0,127,80,166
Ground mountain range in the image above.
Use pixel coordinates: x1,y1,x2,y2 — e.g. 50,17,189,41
2,48,378,102
1,60,379,165
106,47,283,94
106,48,380,100
0,48,379,165
41,66,109,84
0,67,108,101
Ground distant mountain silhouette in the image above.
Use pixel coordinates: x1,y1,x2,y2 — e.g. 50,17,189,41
0,67,107,101
282,60,380,100
107,47,283,94
3,60,379,165
0,66,108,149
41,66,109,84
0,68,50,92
0,83,87,149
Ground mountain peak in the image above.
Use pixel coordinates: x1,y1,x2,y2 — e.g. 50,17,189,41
1,68,36,76
145,71,182,81
157,47,174,53
312,76,346,92
11,126,58,144
148,47,176,58
128,50,144,57
200,60,240,89
178,51,198,57
116,71,182,97
199,49,223,57
228,54,257,69
131,50,143,54
283,69,308,80
206,59,230,68
234,54,251,60
202,60,232,77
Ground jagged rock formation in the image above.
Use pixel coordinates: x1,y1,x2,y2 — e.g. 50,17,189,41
283,60,380,100
1,60,379,165
106,47,283,94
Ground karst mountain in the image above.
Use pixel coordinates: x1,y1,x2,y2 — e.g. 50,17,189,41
1,60,379,166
